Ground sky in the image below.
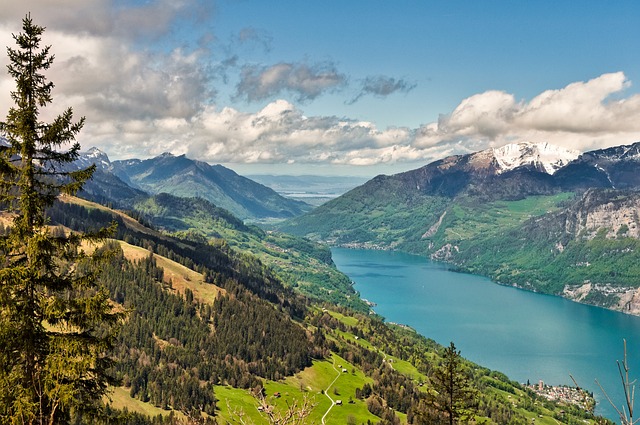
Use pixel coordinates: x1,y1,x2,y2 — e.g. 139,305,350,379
1,1,640,177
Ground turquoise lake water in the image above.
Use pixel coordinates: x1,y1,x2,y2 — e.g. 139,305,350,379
331,247,640,422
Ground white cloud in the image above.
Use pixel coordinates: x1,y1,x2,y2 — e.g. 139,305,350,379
1,4,640,173
515,72,633,133
416,72,640,156
174,101,416,165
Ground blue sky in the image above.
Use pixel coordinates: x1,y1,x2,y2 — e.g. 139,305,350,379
1,1,640,176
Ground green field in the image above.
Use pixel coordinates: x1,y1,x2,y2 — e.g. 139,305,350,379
214,353,380,424
105,387,186,421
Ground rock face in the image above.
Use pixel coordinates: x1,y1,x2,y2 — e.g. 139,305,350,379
563,284,640,315
562,189,640,240
617,288,640,315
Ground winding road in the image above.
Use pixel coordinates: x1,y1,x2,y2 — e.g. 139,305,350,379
320,357,341,425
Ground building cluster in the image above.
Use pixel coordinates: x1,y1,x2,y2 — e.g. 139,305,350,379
525,380,595,412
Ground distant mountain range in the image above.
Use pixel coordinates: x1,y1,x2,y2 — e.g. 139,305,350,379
281,141,640,314
76,148,311,220
247,174,369,206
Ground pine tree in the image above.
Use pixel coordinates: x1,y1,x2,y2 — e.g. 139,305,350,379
428,342,478,425
0,15,120,425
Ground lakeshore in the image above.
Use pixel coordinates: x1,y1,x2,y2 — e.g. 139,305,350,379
525,381,595,413
332,247,640,422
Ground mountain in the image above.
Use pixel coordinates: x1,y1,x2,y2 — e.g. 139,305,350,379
555,142,640,190
108,152,312,220
492,141,579,175
69,148,363,309
279,141,587,244
349,141,581,202
281,141,640,314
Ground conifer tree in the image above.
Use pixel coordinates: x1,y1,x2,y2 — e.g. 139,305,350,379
428,342,478,425
0,15,119,425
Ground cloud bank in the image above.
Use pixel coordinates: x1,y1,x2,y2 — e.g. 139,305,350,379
1,2,639,173
415,72,640,155
73,72,640,169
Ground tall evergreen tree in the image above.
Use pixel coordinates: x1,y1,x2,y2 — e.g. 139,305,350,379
0,15,119,425
428,342,478,425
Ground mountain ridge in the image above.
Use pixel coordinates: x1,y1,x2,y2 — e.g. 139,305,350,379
75,148,312,220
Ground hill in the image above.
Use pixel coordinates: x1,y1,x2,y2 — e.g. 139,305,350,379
280,141,640,314
131,192,367,310
38,196,607,424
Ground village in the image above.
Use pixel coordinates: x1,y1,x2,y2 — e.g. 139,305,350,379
525,380,595,413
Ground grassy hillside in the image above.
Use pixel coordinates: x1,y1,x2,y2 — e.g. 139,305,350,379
132,193,368,311
43,197,608,424
118,240,225,303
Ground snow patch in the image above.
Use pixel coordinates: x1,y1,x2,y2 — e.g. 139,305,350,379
492,141,579,175
78,147,111,170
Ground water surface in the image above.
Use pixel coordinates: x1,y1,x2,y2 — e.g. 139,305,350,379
332,247,640,422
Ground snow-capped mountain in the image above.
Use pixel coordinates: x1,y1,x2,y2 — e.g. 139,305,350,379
492,142,579,175
77,147,111,170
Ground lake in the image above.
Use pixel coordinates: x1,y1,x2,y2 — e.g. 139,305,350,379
331,247,640,422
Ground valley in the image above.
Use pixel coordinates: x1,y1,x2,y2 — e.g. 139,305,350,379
56,140,640,423
282,141,640,316
34,192,609,424
2,140,635,424
1,7,636,425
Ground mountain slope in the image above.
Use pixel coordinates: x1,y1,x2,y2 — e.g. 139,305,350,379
109,152,311,220
280,141,579,247
44,197,603,425
131,192,367,310
72,148,366,310
555,142,640,190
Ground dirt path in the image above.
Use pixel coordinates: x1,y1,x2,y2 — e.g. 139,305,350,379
320,357,341,425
